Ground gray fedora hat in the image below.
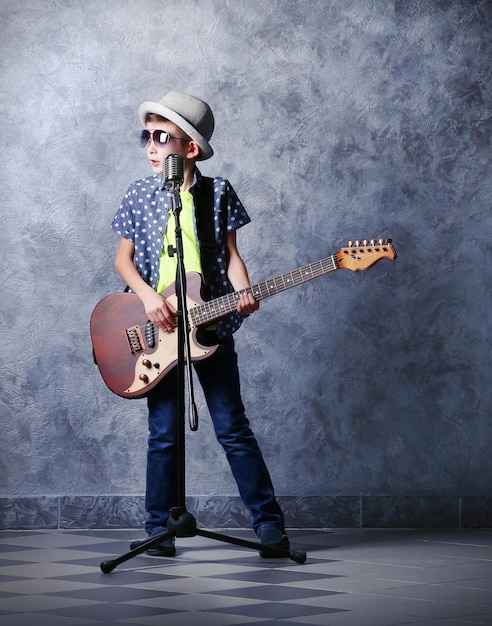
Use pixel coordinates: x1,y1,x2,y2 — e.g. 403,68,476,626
138,91,214,160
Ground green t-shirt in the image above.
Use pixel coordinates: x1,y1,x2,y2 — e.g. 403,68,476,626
156,191,202,293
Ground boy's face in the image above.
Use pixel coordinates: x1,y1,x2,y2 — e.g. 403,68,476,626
143,120,193,175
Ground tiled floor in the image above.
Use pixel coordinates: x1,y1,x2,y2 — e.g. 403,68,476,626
0,527,491,625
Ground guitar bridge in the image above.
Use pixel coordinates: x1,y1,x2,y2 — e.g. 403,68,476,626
126,325,145,355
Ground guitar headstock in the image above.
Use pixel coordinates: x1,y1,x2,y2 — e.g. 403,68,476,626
336,238,397,272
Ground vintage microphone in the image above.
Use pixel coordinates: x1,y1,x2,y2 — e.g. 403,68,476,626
163,153,185,191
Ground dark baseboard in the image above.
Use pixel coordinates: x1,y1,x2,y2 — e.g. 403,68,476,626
0,495,491,530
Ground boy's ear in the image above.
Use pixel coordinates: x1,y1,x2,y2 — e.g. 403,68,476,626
186,140,201,160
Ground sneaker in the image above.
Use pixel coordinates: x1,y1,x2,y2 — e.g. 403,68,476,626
259,527,290,558
146,535,176,557
130,529,176,557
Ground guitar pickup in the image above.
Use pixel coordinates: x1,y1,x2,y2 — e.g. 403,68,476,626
144,320,156,349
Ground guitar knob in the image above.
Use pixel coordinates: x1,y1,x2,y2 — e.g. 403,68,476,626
363,240,368,246
355,240,360,247
348,240,353,247
139,374,149,383
142,359,152,368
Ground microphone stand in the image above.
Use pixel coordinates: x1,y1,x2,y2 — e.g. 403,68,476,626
157,176,198,539
100,157,306,574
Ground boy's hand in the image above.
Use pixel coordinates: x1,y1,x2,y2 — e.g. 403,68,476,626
142,291,177,332
237,291,259,316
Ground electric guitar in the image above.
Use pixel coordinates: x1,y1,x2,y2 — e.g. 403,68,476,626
90,239,396,398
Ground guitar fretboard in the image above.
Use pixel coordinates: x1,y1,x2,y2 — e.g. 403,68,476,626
190,255,338,327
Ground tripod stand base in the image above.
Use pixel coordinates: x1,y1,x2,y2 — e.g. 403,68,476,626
100,507,307,573
166,506,197,537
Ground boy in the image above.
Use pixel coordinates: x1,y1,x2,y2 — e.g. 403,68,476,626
111,91,289,556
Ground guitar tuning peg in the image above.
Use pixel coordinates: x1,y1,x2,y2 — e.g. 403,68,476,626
348,240,353,247
355,240,361,247
378,238,384,245
370,239,376,245
363,240,368,246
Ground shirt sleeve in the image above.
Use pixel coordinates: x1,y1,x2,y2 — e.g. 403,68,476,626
220,179,251,232
111,183,137,242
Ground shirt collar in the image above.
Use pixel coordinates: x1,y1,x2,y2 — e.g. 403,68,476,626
189,167,203,194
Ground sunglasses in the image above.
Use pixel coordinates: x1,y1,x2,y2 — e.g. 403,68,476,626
140,129,189,148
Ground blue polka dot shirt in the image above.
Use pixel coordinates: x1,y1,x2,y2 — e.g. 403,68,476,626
111,168,251,337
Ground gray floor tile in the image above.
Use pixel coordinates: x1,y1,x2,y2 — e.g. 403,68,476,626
0,528,491,626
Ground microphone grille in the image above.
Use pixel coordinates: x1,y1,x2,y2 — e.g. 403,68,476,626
164,154,184,188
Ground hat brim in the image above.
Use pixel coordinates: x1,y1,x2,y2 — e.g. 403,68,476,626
138,101,213,160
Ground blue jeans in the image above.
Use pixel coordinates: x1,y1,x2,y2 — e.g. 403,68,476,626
145,336,285,536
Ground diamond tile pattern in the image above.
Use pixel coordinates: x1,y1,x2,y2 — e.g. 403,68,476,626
0,528,491,625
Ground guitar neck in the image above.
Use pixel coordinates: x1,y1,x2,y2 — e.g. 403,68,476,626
191,254,338,327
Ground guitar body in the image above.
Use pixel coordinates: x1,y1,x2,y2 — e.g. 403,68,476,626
90,272,218,399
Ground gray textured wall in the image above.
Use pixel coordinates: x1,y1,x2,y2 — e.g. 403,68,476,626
1,0,491,529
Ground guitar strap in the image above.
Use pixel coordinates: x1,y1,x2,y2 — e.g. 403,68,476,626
192,175,216,302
